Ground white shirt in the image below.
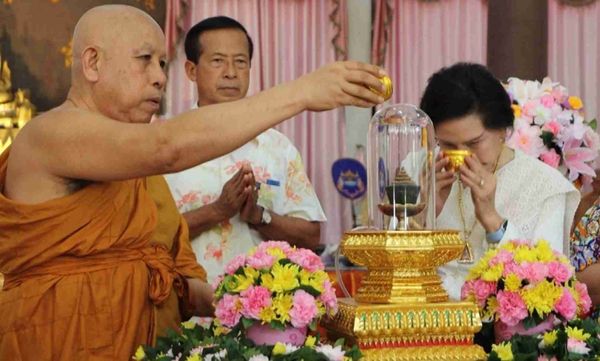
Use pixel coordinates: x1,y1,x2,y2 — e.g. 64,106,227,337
166,129,326,282
437,149,580,299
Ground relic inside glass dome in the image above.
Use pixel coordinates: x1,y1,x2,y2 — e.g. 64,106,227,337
367,103,435,231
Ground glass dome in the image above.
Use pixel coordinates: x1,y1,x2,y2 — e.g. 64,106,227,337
367,104,436,231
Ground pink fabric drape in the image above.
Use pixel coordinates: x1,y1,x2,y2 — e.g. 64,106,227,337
165,0,350,244
371,0,392,66
380,0,488,105
548,0,600,122
330,0,349,61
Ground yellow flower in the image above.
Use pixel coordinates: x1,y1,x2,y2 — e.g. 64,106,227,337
259,306,276,323
261,273,275,291
567,326,591,341
305,335,316,347
512,104,522,118
307,271,328,293
186,354,202,361
270,263,300,292
534,240,554,262
267,247,287,261
504,274,521,292
514,246,537,263
482,263,504,282
273,294,293,323
492,342,514,361
467,252,495,280
483,297,498,321
181,320,196,330
521,280,561,316
568,96,583,110
229,274,254,293
542,330,558,346
243,266,260,281
133,346,146,360
273,342,287,355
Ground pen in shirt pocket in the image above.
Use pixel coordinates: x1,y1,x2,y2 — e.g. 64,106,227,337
255,179,281,190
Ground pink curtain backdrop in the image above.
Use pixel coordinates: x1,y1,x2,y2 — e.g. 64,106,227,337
371,0,393,66
548,0,600,122
379,0,488,105
164,0,351,244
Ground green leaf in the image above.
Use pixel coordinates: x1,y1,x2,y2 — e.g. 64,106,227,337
241,317,254,329
589,118,597,131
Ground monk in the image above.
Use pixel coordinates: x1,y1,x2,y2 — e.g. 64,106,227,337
0,4,385,361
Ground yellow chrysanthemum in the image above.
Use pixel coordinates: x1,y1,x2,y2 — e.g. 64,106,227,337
568,96,583,110
186,354,201,361
512,104,522,118
522,280,562,316
259,306,276,323
534,241,554,262
492,342,513,361
305,335,317,347
181,320,196,330
467,255,494,280
307,271,328,293
243,266,260,281
299,269,312,286
261,273,275,291
514,246,538,263
273,342,287,355
542,330,558,346
483,297,499,321
133,346,146,360
266,247,287,261
482,263,504,282
273,294,293,323
504,274,522,292
228,274,254,293
567,326,591,341
270,263,300,292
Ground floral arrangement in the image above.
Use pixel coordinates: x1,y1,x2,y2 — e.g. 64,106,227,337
461,239,592,329
488,317,600,361
505,77,599,189
133,319,362,361
212,241,337,331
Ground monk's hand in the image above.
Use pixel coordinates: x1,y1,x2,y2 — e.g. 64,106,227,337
295,61,386,111
213,164,253,220
459,154,504,232
240,170,262,225
187,278,214,317
435,152,454,216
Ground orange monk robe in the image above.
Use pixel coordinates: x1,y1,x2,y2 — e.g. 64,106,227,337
0,149,206,360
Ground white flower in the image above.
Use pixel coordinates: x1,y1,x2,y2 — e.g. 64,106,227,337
205,349,228,361
315,344,346,361
248,355,270,361
507,77,543,105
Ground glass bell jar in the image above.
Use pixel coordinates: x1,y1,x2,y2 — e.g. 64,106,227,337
367,103,436,231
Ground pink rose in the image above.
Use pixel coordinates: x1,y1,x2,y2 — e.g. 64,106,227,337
215,294,242,327
555,288,577,320
575,282,592,314
496,290,528,326
503,261,520,277
240,286,272,320
540,149,561,169
547,261,572,284
246,249,275,269
225,254,246,275
289,290,318,328
288,248,324,272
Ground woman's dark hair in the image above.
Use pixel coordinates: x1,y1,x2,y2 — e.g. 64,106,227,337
419,63,513,130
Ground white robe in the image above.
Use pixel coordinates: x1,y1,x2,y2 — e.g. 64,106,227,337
437,149,580,300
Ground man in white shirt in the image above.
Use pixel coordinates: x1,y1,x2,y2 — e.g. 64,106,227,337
166,16,326,282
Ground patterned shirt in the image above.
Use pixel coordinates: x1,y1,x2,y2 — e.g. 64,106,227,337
165,129,326,282
571,203,600,272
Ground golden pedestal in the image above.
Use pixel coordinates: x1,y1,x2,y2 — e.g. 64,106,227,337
323,230,486,361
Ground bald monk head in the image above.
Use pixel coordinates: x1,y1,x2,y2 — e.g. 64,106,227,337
69,5,166,124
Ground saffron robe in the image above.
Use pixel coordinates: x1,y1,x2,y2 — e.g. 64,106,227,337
0,148,206,360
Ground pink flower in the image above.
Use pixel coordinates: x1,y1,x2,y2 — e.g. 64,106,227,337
496,290,528,326
288,248,324,272
215,294,242,327
225,254,246,275
522,100,538,117
212,275,224,291
567,338,590,354
320,280,338,314
240,286,272,319
555,288,577,320
540,149,561,168
461,280,475,300
503,261,520,277
563,138,597,182
583,128,600,152
474,280,497,306
575,282,592,314
289,290,318,328
315,345,346,361
490,249,514,266
258,241,293,256
547,261,572,284
246,249,275,269
538,356,557,361
507,125,545,158
518,262,548,283
540,94,555,108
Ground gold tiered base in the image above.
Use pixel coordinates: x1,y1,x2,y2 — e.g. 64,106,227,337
322,299,486,361
341,230,465,304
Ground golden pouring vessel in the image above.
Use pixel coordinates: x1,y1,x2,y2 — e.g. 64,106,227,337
370,75,393,101
443,150,472,172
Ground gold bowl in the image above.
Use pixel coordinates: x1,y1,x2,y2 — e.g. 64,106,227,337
443,150,472,172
